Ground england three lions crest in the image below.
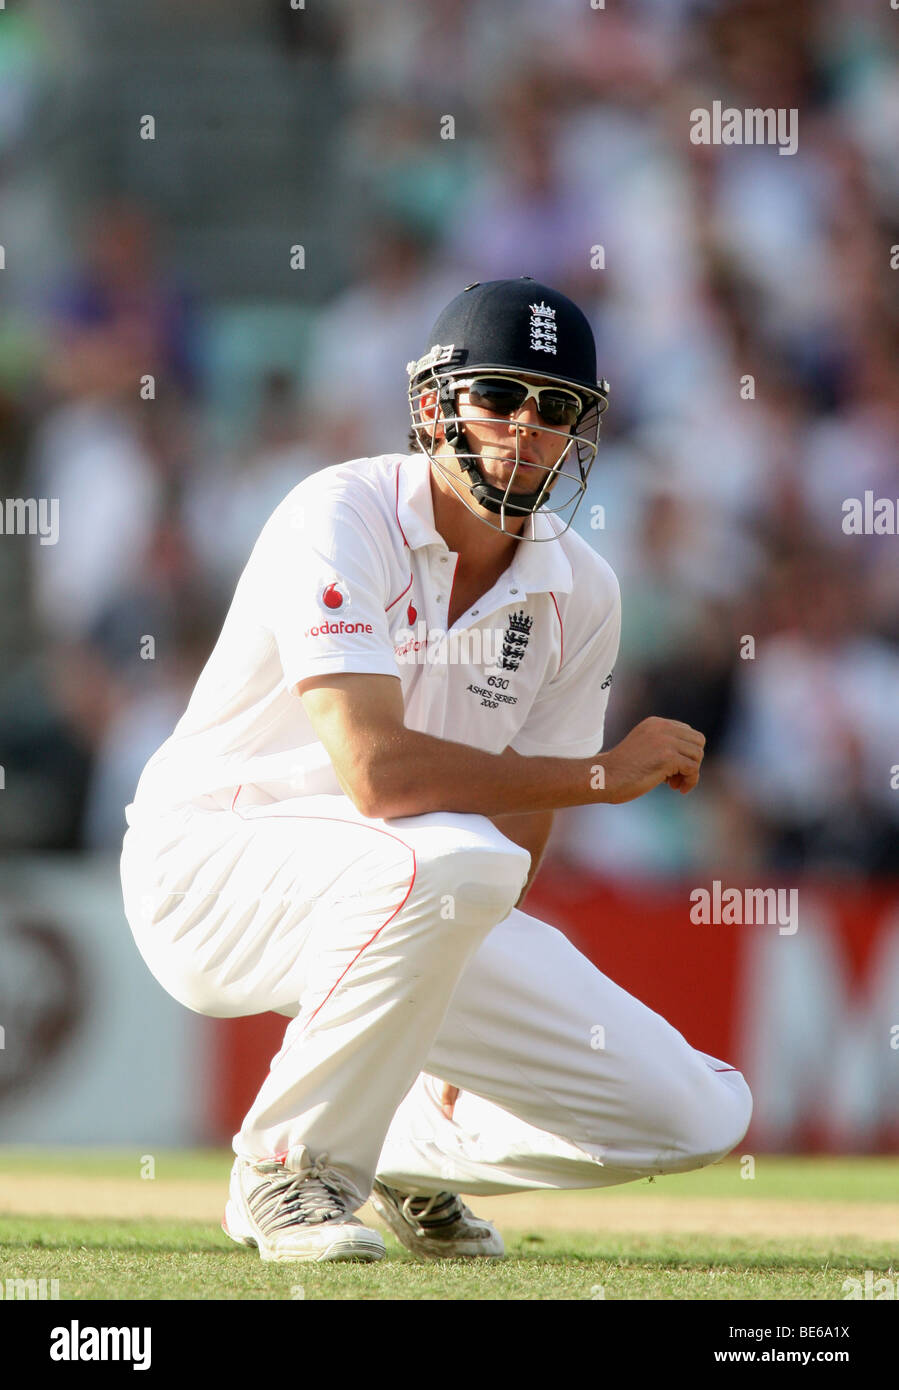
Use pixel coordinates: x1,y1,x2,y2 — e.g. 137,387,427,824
500,609,533,671
529,301,557,355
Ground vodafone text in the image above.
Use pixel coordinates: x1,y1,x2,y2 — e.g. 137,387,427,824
304,619,373,637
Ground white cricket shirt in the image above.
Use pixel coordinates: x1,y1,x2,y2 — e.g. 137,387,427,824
127,452,621,821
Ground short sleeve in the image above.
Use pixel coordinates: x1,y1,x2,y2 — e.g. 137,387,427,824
254,493,400,692
510,575,621,759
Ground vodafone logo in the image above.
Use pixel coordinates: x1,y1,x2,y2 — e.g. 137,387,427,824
304,619,373,638
407,602,417,625
319,579,350,612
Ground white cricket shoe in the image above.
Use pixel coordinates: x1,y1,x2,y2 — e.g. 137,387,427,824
223,1155,386,1263
370,1180,504,1260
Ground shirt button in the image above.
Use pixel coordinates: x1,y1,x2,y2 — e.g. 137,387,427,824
471,609,478,616
440,555,448,563
436,594,444,602
510,588,519,595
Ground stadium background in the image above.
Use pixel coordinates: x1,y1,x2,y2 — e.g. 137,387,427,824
0,0,897,1158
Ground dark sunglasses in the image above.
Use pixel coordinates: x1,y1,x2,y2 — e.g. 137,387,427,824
453,375,586,429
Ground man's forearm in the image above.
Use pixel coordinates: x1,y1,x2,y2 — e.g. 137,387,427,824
361,727,605,819
302,675,703,821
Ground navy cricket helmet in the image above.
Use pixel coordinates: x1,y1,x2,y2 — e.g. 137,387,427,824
406,276,610,538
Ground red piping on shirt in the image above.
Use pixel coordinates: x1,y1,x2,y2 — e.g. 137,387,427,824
385,571,413,612
394,463,411,549
549,591,563,677
386,464,415,611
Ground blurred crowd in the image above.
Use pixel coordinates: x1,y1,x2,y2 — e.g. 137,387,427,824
0,0,897,880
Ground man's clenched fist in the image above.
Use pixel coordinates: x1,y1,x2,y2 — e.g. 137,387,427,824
597,717,706,804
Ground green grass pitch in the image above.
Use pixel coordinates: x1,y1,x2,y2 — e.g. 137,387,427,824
0,1151,896,1300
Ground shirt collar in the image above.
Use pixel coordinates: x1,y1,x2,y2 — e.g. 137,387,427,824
394,450,443,551
395,452,573,596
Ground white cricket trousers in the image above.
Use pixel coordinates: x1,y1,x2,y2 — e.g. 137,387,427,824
120,786,752,1208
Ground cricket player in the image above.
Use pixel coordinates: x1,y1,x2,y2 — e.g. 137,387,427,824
120,277,752,1263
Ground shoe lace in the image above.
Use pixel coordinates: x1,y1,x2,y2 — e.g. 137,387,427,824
248,1154,349,1232
400,1190,464,1232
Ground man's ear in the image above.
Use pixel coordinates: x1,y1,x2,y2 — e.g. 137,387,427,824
419,388,444,440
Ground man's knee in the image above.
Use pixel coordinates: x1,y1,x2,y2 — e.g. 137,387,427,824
660,1065,753,1171
139,948,246,1018
702,1069,753,1164
411,832,531,932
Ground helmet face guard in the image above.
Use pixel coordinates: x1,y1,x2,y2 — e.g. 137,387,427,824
405,278,610,542
408,368,608,540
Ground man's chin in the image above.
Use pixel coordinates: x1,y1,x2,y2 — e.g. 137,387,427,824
480,458,547,490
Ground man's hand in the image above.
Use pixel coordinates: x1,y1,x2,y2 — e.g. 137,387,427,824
599,717,706,804
440,1082,460,1121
